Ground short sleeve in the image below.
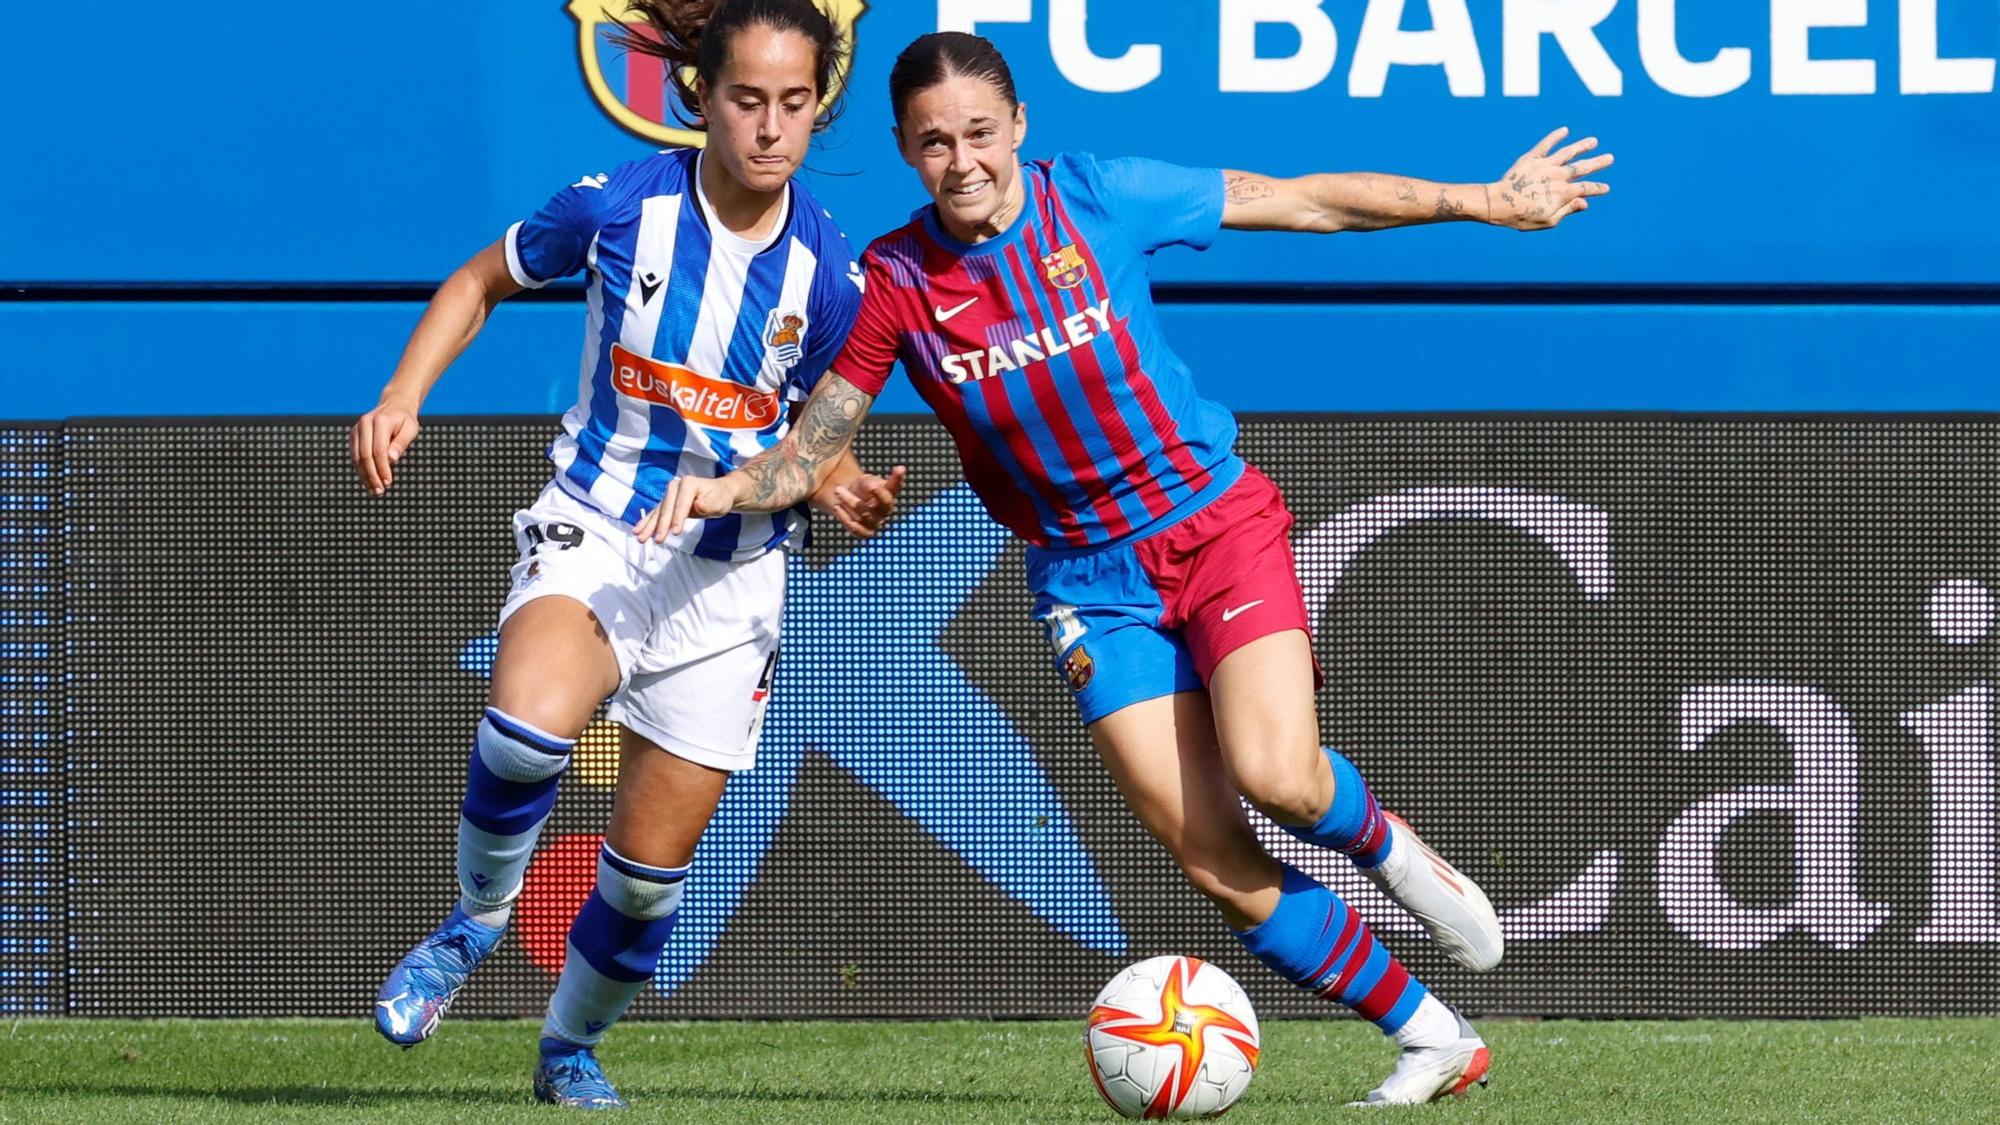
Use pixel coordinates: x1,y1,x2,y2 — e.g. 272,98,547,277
504,172,617,288
827,255,903,396
785,252,867,401
1084,156,1225,255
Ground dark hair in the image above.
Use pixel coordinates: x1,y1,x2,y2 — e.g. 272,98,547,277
888,31,1018,125
613,0,848,132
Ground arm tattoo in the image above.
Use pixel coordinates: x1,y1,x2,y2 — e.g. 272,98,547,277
737,450,814,511
735,373,873,512
1224,173,1276,204
1432,188,1466,220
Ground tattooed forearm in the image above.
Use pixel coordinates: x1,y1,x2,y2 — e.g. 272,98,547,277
738,450,814,510
1322,175,1481,232
797,375,870,461
732,372,875,512
1224,172,1276,204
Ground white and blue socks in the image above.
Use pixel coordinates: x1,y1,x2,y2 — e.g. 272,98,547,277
1280,746,1396,868
456,707,574,929
542,842,688,1047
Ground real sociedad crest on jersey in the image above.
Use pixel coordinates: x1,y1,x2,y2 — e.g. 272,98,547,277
570,0,868,148
1043,244,1088,289
764,308,808,372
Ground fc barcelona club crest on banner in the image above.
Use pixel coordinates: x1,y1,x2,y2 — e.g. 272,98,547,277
1042,244,1088,289
569,0,867,148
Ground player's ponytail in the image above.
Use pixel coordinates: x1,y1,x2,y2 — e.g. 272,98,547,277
889,32,1018,126
613,0,849,132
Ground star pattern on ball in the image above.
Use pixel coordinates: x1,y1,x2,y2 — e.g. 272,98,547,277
1088,957,1261,1117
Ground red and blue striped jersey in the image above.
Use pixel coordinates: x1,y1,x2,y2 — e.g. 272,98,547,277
834,155,1245,550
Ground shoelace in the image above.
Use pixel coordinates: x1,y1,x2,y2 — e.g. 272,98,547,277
544,1055,619,1101
401,929,487,996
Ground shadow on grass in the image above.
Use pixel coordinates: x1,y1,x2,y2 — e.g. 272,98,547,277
6,1081,1060,1109
4,1083,530,1108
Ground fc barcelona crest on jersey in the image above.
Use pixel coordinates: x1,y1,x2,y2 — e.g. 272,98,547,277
1042,244,1088,289
569,0,868,147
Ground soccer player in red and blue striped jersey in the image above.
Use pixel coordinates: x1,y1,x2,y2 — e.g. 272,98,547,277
648,30,1612,1106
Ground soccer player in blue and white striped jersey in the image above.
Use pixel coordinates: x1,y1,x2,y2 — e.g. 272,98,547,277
347,1,901,1108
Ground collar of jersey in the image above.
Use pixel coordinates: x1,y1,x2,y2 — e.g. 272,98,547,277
919,162,1040,257
691,149,792,257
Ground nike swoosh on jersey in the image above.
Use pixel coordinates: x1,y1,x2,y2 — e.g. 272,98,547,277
934,297,978,322
1221,599,1265,623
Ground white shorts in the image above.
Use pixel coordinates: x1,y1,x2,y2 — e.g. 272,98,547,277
498,480,785,772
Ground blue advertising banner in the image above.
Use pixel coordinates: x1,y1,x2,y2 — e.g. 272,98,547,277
5,1,1997,284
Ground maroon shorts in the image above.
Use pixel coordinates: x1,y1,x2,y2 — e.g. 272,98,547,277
1132,464,1320,684
1027,463,1321,724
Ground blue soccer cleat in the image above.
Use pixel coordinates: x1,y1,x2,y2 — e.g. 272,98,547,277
373,906,505,1046
533,1038,629,1110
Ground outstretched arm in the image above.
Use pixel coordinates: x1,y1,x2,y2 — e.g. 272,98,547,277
634,370,879,542
1221,127,1612,234
349,240,522,494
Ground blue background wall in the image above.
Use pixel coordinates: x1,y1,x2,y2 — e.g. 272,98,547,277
4,0,1997,416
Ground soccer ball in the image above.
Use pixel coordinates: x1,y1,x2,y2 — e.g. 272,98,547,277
1084,956,1261,1119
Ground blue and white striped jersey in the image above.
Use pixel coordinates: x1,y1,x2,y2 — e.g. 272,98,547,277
504,147,864,561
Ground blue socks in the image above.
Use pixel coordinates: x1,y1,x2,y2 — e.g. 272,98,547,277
1281,746,1395,868
1234,866,1429,1034
456,707,574,927
542,842,688,1046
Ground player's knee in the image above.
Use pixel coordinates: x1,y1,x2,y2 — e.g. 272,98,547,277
1230,758,1324,828
483,688,598,742
488,604,620,736
474,707,574,782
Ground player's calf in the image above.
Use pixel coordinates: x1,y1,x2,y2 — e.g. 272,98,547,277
541,842,688,1052
1279,747,1503,971
1275,745,1393,865
1232,864,1484,1103
457,706,576,927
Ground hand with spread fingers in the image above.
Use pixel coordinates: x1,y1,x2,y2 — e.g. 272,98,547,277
823,465,907,538
1491,127,1614,231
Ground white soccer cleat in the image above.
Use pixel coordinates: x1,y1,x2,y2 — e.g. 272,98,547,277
1352,1009,1491,1107
1363,812,1505,972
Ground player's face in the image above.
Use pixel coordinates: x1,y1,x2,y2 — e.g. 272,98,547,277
895,76,1027,241
699,27,820,195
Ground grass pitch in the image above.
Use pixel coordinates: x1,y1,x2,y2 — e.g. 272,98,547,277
2,1017,1994,1123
